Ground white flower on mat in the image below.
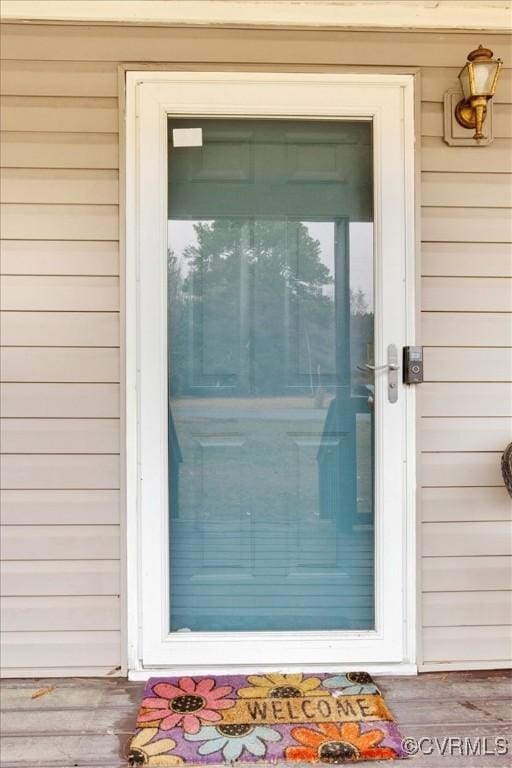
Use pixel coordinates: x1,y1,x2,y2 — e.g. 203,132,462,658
185,723,281,761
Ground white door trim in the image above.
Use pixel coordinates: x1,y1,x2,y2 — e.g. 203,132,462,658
125,70,417,677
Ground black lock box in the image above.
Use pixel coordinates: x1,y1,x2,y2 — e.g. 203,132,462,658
403,346,423,384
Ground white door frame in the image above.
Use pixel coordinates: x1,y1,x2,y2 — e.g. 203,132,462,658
125,71,417,679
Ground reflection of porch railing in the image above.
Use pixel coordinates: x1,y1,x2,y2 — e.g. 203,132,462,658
317,389,373,533
169,406,183,519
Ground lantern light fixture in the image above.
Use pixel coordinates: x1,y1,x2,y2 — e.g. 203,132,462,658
455,45,503,143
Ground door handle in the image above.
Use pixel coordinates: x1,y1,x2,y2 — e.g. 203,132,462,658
357,345,399,403
358,362,399,372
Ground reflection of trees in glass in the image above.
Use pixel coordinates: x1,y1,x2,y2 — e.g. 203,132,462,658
168,220,373,396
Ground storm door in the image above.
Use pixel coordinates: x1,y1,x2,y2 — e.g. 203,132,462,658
168,120,375,633
130,72,415,669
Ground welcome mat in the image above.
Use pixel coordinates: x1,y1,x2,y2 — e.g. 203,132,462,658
128,673,405,765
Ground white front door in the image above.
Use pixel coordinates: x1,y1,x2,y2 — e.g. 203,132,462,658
126,72,416,674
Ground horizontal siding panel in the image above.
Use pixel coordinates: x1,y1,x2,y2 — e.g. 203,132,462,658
421,102,512,139
421,383,511,417
2,26,511,68
0,525,120,560
0,276,119,310
422,68,512,104
0,454,119,489
0,630,120,668
0,383,119,418
0,131,118,169
1,420,119,454
1,168,119,204
0,559,120,596
0,312,119,346
423,556,512,592
422,313,512,347
421,487,512,523
421,172,512,208
422,277,512,312
1,347,119,383
422,487,512,523
1,204,118,240
421,137,512,173
421,243,512,277
1,595,120,631
422,521,512,557
423,591,512,627
1,60,508,104
421,452,503,487
0,489,119,524
421,418,512,452
424,348,512,383
0,241,119,276
422,207,512,244
0,60,117,97
0,95,118,133
423,626,512,663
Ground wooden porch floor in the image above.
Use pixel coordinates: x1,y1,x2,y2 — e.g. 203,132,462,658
0,670,510,767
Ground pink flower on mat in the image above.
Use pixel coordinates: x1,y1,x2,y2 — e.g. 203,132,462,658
138,678,234,734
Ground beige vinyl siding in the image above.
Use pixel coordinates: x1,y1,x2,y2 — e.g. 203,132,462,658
0,97,119,133
0,133,118,170
0,29,122,677
418,30,512,670
0,22,511,676
1,169,119,205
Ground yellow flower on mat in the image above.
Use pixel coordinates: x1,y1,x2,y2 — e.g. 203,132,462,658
238,673,324,699
128,727,184,766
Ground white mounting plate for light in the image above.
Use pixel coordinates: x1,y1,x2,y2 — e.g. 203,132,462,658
443,88,494,146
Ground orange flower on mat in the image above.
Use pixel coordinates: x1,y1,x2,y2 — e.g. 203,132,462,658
285,722,397,763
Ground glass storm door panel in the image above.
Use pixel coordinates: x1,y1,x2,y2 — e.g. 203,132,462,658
167,119,375,633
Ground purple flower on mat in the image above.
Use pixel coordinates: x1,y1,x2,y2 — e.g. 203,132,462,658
137,677,235,734
323,672,380,695
185,723,282,760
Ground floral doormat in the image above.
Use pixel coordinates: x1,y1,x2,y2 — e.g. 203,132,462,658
128,672,406,765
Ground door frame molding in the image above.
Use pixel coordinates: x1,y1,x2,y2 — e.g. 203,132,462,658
125,70,417,678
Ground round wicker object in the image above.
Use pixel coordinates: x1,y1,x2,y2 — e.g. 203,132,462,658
501,442,512,498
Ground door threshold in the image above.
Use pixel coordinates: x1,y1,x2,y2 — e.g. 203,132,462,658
128,662,418,681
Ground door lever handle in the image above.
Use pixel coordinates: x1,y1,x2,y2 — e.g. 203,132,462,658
357,362,399,372
357,345,399,403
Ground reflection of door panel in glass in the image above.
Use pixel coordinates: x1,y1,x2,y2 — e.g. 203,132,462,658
168,119,374,632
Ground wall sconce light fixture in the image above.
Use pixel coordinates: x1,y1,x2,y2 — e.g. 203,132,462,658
455,45,503,143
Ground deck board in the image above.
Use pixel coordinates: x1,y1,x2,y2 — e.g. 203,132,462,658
0,671,510,767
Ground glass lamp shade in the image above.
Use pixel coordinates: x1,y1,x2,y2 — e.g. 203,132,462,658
473,60,501,96
458,47,502,99
458,64,472,99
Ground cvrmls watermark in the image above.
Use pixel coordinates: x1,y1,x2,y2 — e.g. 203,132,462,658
401,736,510,757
